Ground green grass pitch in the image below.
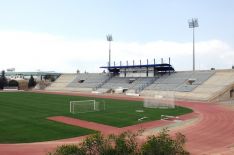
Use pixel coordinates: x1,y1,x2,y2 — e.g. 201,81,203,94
0,92,192,143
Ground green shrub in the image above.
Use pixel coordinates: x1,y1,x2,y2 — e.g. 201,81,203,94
81,133,114,155
108,131,140,155
48,129,189,155
48,144,85,155
141,128,189,155
8,80,19,87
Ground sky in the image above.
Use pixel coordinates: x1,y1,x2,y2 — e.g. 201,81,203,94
0,0,233,73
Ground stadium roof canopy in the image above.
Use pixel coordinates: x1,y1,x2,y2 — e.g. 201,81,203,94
100,63,174,72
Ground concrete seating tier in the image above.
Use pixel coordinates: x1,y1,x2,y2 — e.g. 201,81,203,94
175,70,234,101
95,88,111,93
46,74,77,91
46,70,234,103
67,73,109,89
141,70,234,102
99,77,156,93
101,77,134,89
144,71,215,92
46,73,109,92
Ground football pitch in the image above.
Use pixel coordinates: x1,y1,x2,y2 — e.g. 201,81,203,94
0,92,192,143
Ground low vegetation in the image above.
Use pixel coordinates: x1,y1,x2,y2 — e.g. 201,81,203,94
48,129,189,155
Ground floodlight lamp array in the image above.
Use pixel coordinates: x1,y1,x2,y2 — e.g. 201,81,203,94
188,18,199,28
106,34,113,41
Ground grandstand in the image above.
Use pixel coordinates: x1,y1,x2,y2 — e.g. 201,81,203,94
143,70,214,92
175,70,234,101
66,73,110,92
45,61,234,102
46,73,110,92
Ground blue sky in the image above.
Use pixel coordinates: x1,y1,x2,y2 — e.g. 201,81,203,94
0,0,233,72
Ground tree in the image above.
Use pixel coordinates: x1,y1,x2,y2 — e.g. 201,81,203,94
0,70,8,89
28,75,36,88
0,78,4,89
1,70,6,77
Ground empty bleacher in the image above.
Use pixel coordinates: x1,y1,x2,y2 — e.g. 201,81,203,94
97,77,156,93
144,71,214,92
176,71,215,92
175,70,234,101
66,73,110,91
45,69,234,102
127,77,156,93
47,71,215,94
46,74,77,91
100,77,133,89
46,73,109,92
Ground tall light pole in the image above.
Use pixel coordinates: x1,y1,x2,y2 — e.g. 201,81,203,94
106,34,113,70
188,18,199,71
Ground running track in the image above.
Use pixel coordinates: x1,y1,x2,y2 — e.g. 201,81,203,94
0,91,234,155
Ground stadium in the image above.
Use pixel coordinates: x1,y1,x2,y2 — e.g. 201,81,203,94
0,55,234,155
1,1,234,154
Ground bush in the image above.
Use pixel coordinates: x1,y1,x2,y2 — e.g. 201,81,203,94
48,129,189,155
8,80,19,87
18,80,29,90
81,131,141,155
141,128,189,155
48,144,85,155
81,133,113,155
108,131,140,155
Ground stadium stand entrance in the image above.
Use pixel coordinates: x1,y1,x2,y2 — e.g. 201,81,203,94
230,89,234,98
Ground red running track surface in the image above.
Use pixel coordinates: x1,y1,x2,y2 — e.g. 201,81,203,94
174,101,234,154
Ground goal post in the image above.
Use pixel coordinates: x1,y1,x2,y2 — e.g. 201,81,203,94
143,91,175,109
70,100,105,114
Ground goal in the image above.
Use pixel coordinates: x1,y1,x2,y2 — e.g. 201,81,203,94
70,100,105,114
144,91,175,109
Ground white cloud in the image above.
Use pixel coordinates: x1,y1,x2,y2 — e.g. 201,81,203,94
0,31,233,73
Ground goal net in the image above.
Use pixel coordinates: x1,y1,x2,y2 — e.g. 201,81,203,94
143,91,175,109
70,100,105,114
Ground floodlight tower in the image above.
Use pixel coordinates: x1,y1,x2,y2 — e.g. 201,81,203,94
188,18,199,71
106,34,113,70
